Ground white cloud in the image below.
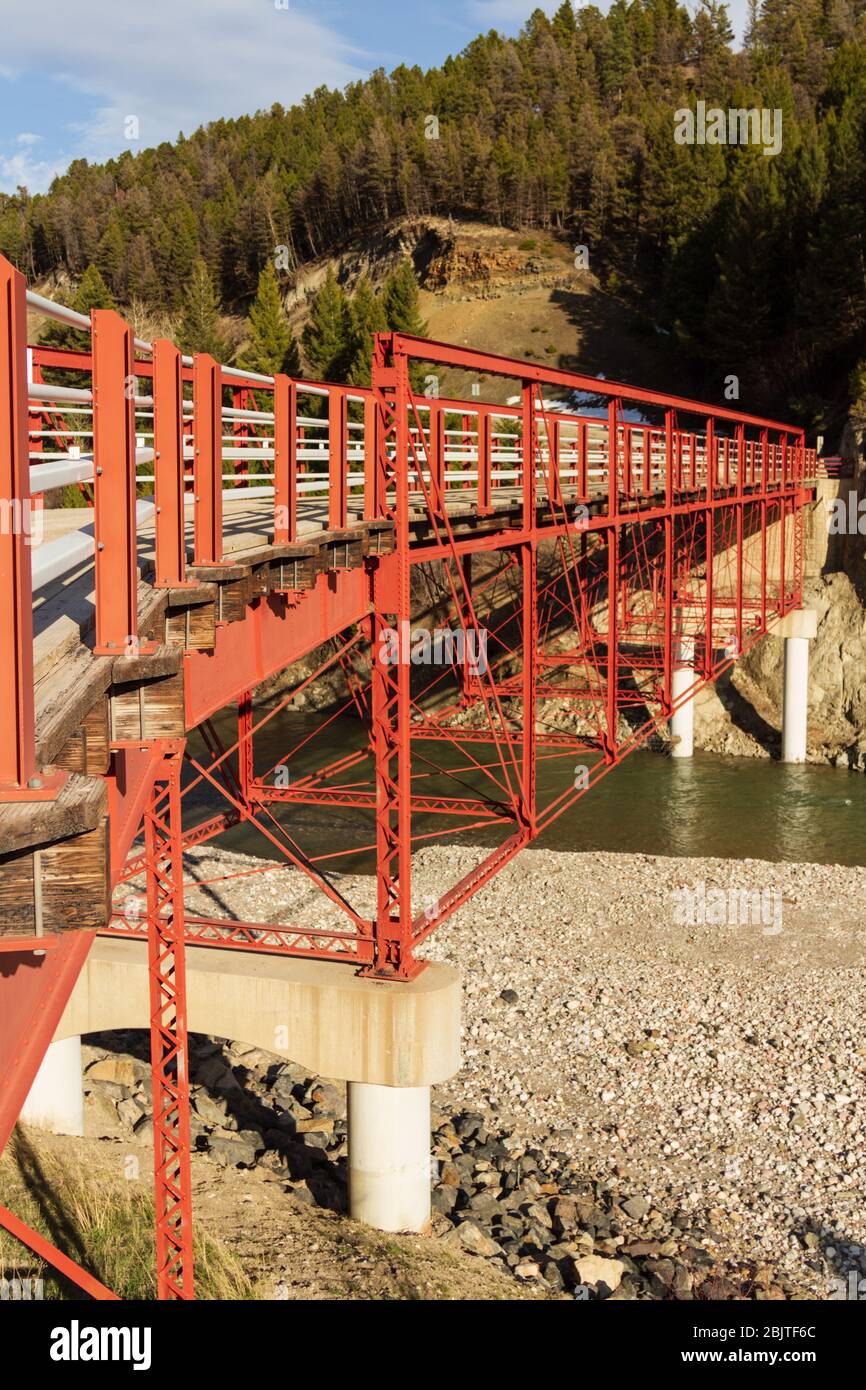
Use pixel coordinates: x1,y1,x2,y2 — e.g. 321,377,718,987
16,132,44,146
0,148,68,193
0,0,366,190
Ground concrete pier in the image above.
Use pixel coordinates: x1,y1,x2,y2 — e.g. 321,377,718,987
20,1036,84,1137
670,635,696,759
55,938,462,1232
778,609,817,763
348,1082,431,1232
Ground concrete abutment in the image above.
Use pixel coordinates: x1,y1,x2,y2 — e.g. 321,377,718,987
39,938,461,1233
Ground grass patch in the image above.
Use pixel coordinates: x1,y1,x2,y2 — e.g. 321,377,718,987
0,1132,254,1300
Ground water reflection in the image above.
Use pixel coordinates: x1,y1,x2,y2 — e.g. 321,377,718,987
191,711,866,869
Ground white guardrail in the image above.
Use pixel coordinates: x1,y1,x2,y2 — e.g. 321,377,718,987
25,288,740,594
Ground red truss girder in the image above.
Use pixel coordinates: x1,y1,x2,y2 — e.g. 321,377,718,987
145,745,195,1300
100,335,811,984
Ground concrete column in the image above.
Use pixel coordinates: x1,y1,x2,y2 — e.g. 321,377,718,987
778,609,817,764
20,1036,84,1137
782,637,809,762
348,1082,431,1232
670,634,695,758
56,942,463,1236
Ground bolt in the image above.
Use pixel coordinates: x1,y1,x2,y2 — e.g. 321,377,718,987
27,776,43,789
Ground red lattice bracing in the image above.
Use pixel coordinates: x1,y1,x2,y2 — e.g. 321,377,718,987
0,251,817,1311
103,335,812,982
144,744,195,1300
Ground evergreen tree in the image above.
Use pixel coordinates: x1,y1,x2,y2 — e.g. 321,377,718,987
382,259,427,337
346,275,389,386
2,3,864,424
95,215,126,297
178,258,229,360
302,267,352,381
239,262,301,377
40,264,116,352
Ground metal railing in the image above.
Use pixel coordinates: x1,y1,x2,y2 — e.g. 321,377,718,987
0,254,816,795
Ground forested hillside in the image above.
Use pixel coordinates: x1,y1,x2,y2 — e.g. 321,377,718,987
3,0,866,426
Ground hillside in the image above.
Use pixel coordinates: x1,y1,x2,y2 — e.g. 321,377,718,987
4,0,866,432
283,215,686,402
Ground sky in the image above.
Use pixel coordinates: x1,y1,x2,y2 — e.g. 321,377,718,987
0,0,751,196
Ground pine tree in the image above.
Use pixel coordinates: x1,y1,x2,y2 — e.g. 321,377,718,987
346,275,389,386
552,1,578,45
95,216,126,297
40,264,116,352
382,259,427,336
302,267,352,381
178,258,229,360
239,262,301,376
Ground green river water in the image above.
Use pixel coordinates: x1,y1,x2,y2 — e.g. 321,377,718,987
187,711,866,873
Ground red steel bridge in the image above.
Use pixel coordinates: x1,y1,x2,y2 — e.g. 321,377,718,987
0,253,815,1298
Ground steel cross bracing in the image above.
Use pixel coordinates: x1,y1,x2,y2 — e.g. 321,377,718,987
144,744,195,1301
103,332,813,985
0,255,815,1298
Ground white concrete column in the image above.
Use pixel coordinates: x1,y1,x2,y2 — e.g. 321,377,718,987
782,636,809,762
347,1082,431,1232
20,1036,84,1137
778,610,817,764
670,634,695,758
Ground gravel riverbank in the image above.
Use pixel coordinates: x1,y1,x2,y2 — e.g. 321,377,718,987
126,841,866,1298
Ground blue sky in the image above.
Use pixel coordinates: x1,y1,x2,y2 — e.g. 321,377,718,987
0,0,750,196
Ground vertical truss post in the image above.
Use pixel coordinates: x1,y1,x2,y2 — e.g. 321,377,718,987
477,408,492,514
460,554,475,702
521,539,537,832
778,433,788,609
550,417,563,508
521,384,535,528
273,374,297,543
792,477,804,605
363,394,377,521
238,692,253,803
92,308,140,654
605,521,619,760
192,354,223,565
367,339,417,979
662,409,675,711
427,401,444,505
704,416,714,675
0,256,36,793
145,744,195,1300
328,387,347,530
153,339,189,587
605,398,621,758
607,398,619,519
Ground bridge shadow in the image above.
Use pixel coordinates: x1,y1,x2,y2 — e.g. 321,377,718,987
709,669,780,756
552,284,696,398
87,1029,348,1214
2,1129,92,1295
790,1217,865,1302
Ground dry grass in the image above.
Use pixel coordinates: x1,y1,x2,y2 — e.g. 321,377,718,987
0,1129,255,1300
